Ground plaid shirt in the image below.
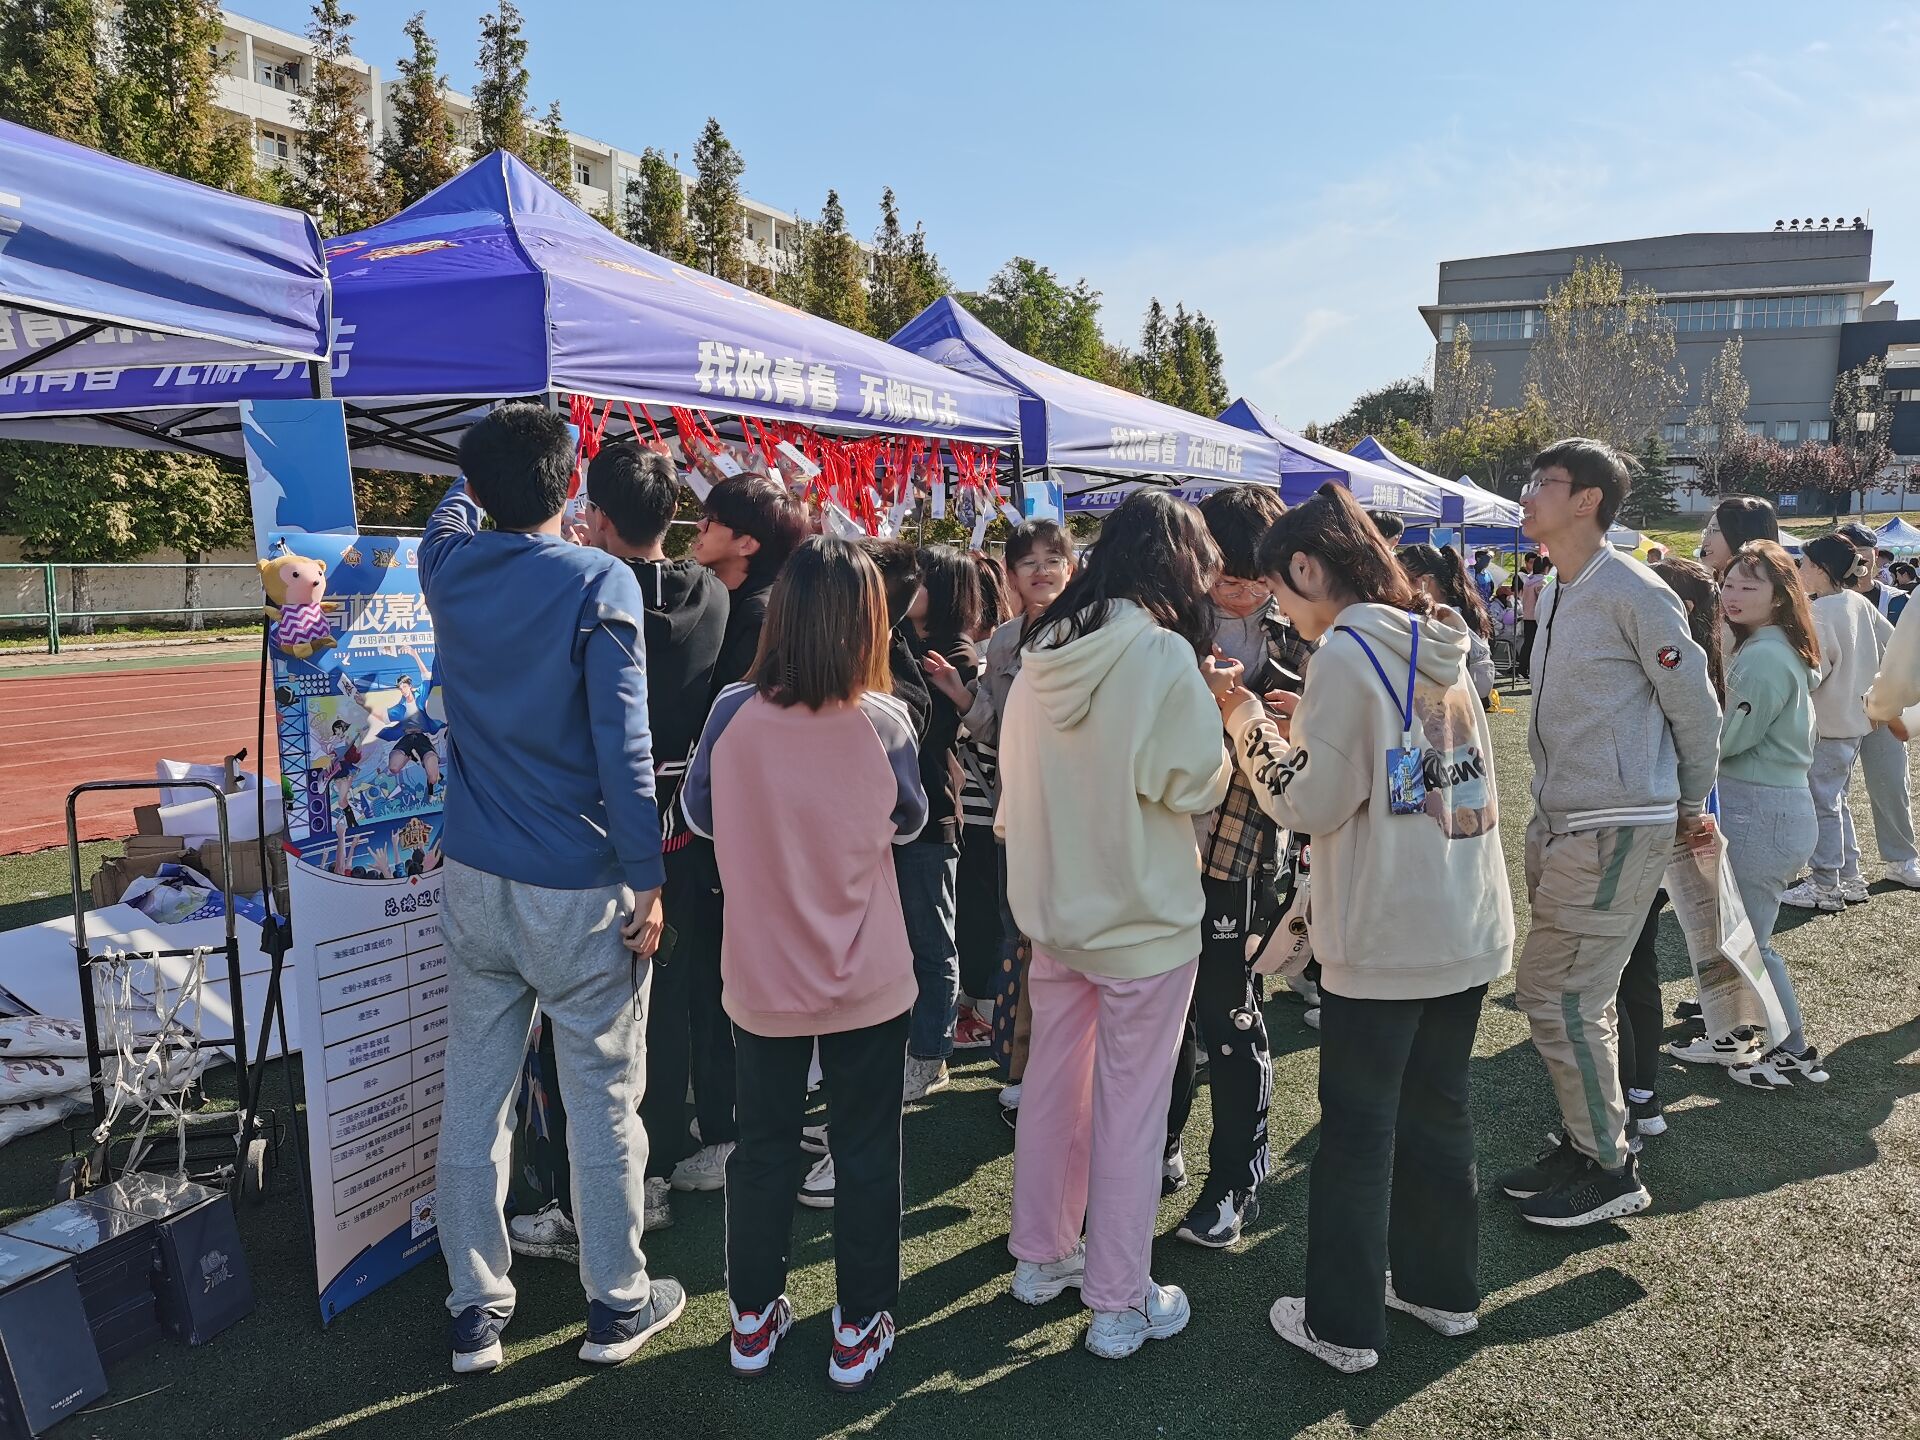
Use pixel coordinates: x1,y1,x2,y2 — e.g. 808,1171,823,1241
1202,613,1315,881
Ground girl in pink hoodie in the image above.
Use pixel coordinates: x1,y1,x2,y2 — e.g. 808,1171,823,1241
681,537,927,1392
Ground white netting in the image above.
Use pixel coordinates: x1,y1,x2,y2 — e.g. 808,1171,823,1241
89,946,218,1177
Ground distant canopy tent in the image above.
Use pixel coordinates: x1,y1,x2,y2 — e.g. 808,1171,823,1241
888,297,1301,509
1217,397,1446,521
0,151,1021,476
0,117,332,398
1875,516,1920,555
1348,434,1525,537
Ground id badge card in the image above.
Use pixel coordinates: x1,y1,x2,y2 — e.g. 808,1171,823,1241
1385,744,1427,815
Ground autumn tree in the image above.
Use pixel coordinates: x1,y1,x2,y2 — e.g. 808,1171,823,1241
284,0,383,233
106,0,257,195
1426,392,1553,497
1524,255,1684,452
471,0,530,158
378,12,458,209
1830,357,1895,513
687,117,745,282
624,147,693,262
0,0,104,146
1432,328,1494,432
1687,335,1749,494
526,98,575,200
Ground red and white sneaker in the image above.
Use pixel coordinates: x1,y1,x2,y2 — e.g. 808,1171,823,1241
952,1010,994,1050
827,1305,895,1391
729,1296,793,1378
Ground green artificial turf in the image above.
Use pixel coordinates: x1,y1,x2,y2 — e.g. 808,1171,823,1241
1,697,1915,1439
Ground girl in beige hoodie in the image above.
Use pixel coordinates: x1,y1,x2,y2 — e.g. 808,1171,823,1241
1203,482,1514,1376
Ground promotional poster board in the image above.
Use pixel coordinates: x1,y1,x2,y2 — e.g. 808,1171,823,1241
247,399,447,1323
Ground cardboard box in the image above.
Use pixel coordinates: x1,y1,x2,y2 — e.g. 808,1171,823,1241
132,804,164,836
195,840,285,902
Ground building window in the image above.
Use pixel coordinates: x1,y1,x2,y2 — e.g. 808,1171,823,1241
1661,422,1689,446
615,165,639,194
1741,294,1846,329
1448,308,1536,342
1807,420,1831,442
1745,422,1765,436
574,161,593,187
257,127,292,164
1773,420,1799,444
258,58,301,92
1658,298,1737,333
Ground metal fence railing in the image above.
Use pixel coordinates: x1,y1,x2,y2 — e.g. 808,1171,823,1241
0,561,262,655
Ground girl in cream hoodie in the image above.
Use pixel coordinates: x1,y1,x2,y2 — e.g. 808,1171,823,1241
1202,482,1514,1376
994,490,1232,1363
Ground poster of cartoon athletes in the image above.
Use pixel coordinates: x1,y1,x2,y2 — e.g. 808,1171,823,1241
247,399,447,1324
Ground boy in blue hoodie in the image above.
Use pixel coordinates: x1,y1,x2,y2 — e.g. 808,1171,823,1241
421,404,683,1375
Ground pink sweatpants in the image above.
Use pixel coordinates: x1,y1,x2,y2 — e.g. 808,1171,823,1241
1008,947,1199,1312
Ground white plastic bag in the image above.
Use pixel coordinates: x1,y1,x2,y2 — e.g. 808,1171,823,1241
1663,830,1789,1049
0,1055,91,1105
0,1093,88,1146
0,1016,88,1059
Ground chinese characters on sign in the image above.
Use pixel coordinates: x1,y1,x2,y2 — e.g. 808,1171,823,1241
694,339,963,428
1105,425,1244,475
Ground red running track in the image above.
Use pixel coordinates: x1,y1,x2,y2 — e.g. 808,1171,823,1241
0,661,280,856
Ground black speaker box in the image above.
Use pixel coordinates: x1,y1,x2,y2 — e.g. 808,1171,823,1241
0,1235,106,1439
1,1199,162,1368
81,1175,254,1346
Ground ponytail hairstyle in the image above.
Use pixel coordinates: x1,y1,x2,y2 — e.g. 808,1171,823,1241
1652,555,1727,702
1725,541,1821,676
1397,542,1494,639
1256,482,1426,614
1027,489,1220,658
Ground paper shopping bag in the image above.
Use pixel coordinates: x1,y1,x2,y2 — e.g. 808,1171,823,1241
1662,831,1790,1050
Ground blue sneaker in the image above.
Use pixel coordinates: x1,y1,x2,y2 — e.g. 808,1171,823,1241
578,1279,688,1365
450,1305,507,1374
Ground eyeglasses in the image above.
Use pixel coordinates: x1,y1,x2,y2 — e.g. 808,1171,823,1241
1520,474,1572,498
1211,577,1269,602
576,497,600,516
1013,556,1070,576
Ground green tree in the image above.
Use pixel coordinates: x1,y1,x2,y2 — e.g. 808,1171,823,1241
0,0,103,146
796,189,868,331
1524,255,1684,451
1314,377,1433,450
1687,335,1749,494
1426,393,1553,496
1138,299,1172,401
106,0,256,194
378,12,458,209
1623,431,1681,527
1,443,155,633
284,0,382,234
687,117,745,281
471,0,530,159
1192,312,1229,416
624,147,694,261
526,99,575,200
972,258,1119,383
148,458,251,628
867,188,949,339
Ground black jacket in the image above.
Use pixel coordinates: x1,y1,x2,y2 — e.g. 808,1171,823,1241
888,628,932,743
711,574,775,700
911,630,979,846
626,558,730,766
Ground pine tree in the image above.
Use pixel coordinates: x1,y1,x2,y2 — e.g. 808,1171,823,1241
527,99,575,199
107,0,257,194
866,190,949,339
283,0,382,233
1167,304,1213,413
1138,299,1173,401
471,0,530,159
1192,312,1229,416
1625,431,1681,527
687,116,745,282
378,11,458,209
0,0,103,146
801,189,868,332
624,147,693,261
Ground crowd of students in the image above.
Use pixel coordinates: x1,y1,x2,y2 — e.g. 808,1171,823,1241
416,404,1920,1386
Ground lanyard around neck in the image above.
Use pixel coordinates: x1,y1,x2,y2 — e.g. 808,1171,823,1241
1335,616,1418,742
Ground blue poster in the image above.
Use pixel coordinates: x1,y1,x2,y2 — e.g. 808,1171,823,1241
243,399,359,552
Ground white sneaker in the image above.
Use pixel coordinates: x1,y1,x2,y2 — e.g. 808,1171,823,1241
1385,1273,1478,1337
799,1152,835,1209
902,1056,950,1103
1010,1242,1085,1305
1664,1031,1763,1067
998,1082,1023,1111
1303,1006,1322,1031
644,1176,673,1231
729,1295,793,1377
1161,1142,1188,1195
506,1201,577,1260
1780,879,1845,913
1085,1282,1190,1359
828,1306,896,1391
1284,972,1321,1006
1839,876,1870,905
800,1123,830,1156
1884,859,1920,890
1269,1295,1377,1373
670,1141,734,1192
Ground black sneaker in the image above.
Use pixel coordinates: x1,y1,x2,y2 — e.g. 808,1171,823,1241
1175,1188,1258,1248
577,1280,687,1365
1516,1154,1651,1229
1498,1134,1583,1199
1673,999,1703,1023
1628,1095,1666,1138
1730,1043,1831,1090
1161,1139,1187,1196
451,1305,507,1374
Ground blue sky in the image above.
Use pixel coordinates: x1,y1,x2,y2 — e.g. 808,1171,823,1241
241,1,1920,428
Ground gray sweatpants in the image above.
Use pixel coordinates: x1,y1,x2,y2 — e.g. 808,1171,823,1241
439,858,653,1320
1808,736,1864,887
1859,724,1918,867
1719,777,1818,1052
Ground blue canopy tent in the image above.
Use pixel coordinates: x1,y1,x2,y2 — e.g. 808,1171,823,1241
0,152,1020,469
889,297,1298,512
1349,434,1524,539
0,117,331,400
1217,397,1446,521
1876,516,1920,555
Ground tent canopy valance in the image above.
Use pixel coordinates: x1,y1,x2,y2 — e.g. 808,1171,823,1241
890,297,1289,494
0,151,1020,470
1875,516,1920,554
0,117,330,387
1349,434,1524,531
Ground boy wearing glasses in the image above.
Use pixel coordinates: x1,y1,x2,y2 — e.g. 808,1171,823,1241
1501,439,1721,1229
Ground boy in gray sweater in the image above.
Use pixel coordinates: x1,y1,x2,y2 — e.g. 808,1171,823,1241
1498,439,1722,1230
